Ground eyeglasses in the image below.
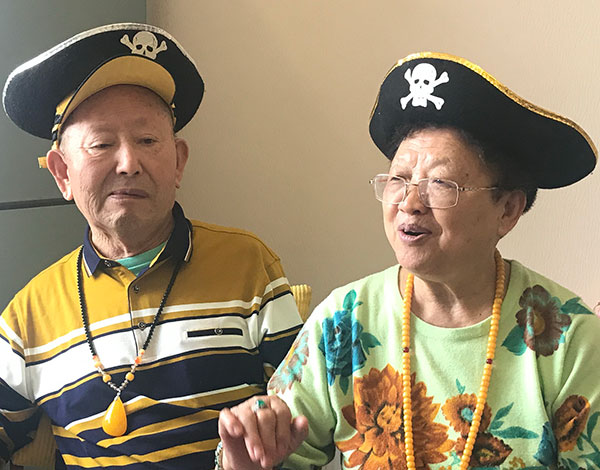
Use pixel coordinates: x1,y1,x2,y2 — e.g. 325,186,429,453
369,174,498,209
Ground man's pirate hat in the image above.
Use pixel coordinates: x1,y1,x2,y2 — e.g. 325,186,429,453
3,23,204,166
369,52,597,189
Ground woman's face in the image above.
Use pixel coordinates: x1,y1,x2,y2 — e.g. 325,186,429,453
382,128,515,280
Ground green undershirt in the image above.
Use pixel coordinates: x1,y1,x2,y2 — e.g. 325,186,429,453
117,242,166,276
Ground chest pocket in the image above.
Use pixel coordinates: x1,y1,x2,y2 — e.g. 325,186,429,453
187,327,243,338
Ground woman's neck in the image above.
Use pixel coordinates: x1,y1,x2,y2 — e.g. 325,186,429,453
400,259,510,328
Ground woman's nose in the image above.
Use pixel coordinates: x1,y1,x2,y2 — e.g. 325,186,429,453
400,183,426,212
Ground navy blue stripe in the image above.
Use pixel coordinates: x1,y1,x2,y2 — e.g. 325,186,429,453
263,324,302,340
41,350,268,424
0,377,35,410
0,333,25,360
260,289,293,310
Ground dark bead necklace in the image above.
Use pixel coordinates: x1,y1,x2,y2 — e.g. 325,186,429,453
76,246,182,436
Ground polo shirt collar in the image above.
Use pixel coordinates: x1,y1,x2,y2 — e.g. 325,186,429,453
82,202,192,276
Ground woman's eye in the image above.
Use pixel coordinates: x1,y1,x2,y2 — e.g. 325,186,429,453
431,178,454,189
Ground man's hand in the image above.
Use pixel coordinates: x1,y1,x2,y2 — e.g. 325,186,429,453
218,395,308,470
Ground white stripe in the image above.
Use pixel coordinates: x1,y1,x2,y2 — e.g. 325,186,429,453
28,296,297,400
0,316,23,349
24,277,292,356
0,339,31,400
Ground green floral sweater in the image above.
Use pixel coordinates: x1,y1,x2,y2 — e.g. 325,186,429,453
269,260,600,470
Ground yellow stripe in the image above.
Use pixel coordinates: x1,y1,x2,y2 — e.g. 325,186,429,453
263,325,302,342
0,406,37,422
371,51,598,160
61,438,219,467
96,409,219,447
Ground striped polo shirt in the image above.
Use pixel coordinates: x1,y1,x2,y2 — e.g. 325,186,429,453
0,202,302,469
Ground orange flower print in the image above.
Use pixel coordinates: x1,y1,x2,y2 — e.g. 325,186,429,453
338,365,452,470
553,395,590,451
515,285,571,357
455,433,512,467
442,394,492,436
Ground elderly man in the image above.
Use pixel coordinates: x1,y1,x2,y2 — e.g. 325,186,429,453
0,23,302,469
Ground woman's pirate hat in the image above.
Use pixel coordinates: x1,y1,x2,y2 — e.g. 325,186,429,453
3,22,204,165
369,52,597,189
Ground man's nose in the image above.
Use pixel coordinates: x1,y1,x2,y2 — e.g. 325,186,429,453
115,143,142,175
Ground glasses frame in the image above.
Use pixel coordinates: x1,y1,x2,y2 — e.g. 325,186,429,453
369,174,499,209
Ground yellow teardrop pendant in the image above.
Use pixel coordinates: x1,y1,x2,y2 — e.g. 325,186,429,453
102,396,127,437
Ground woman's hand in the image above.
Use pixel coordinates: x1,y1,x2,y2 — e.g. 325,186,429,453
218,395,308,470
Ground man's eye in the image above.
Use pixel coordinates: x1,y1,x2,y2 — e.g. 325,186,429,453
89,143,111,150
141,138,157,145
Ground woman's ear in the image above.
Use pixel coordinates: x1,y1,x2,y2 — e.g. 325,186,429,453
46,149,73,200
497,190,527,238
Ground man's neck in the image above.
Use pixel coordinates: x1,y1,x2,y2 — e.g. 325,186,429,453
90,217,174,259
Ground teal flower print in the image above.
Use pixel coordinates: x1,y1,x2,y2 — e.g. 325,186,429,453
502,285,591,357
534,422,558,467
318,290,381,394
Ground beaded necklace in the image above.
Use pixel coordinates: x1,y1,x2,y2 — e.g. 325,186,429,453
401,250,505,470
76,247,182,437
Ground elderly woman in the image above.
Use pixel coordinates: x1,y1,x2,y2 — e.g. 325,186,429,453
217,53,600,470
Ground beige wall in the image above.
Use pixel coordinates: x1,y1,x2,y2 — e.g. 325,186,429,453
148,1,600,308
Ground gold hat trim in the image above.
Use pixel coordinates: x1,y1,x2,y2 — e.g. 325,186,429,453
39,55,177,169
370,51,598,161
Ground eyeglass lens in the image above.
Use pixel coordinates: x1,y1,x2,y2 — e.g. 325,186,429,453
375,176,459,208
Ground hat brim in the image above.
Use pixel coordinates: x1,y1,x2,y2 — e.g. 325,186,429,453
369,52,597,189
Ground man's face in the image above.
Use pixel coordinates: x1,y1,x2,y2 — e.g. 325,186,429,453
48,85,188,241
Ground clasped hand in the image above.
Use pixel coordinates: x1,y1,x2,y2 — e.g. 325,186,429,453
218,395,309,470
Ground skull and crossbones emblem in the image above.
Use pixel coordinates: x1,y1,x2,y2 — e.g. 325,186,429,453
400,63,449,110
120,31,167,59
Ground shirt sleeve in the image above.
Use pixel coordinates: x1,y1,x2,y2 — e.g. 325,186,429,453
257,257,303,381
0,300,41,462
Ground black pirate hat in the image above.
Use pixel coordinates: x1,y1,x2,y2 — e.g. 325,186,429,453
3,22,204,165
369,52,596,189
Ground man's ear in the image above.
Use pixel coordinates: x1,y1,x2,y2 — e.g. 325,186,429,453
498,190,527,238
174,137,189,189
46,149,73,200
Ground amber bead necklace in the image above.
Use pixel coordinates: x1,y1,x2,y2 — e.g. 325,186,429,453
76,247,182,437
401,250,505,470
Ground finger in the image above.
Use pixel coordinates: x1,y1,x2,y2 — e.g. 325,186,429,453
218,408,255,469
237,398,267,463
255,406,278,468
268,398,293,455
218,407,243,439
289,415,309,453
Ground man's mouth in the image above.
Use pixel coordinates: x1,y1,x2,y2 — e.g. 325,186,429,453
110,189,148,198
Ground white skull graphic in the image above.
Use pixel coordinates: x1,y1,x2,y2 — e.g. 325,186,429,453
400,63,449,110
120,31,167,60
